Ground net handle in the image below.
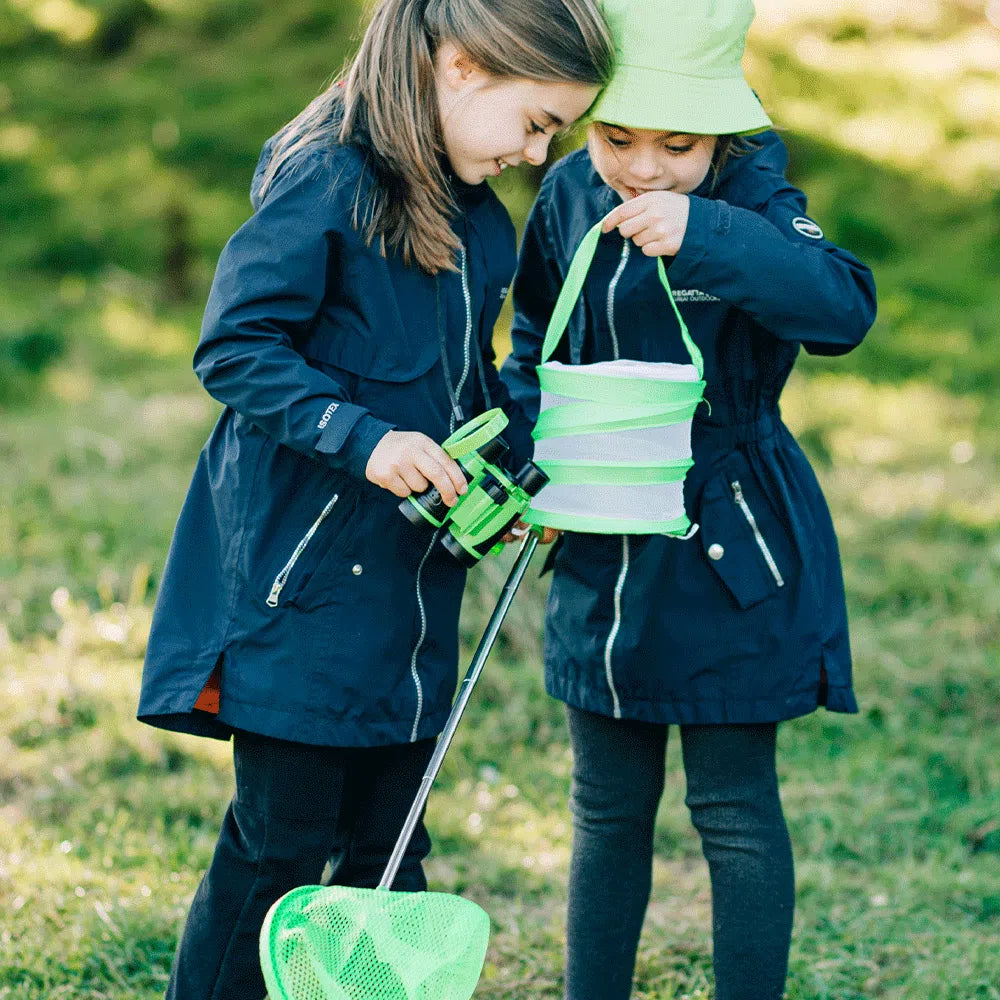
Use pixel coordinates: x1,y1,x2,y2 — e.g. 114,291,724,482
378,531,540,890
539,220,704,379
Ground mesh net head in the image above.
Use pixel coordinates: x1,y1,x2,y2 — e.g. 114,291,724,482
260,885,490,1000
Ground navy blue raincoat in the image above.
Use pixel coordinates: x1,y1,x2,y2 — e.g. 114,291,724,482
138,137,528,746
501,133,877,724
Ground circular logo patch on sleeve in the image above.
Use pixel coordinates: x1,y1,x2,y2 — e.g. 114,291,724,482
792,216,824,239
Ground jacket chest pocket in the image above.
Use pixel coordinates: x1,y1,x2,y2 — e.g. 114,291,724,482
696,467,790,610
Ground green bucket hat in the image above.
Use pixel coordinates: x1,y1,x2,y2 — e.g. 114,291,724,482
591,0,772,136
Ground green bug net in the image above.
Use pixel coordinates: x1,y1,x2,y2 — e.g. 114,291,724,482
259,533,540,1000
260,885,489,1000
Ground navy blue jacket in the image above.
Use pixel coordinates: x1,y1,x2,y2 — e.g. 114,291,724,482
501,133,877,724
138,137,527,746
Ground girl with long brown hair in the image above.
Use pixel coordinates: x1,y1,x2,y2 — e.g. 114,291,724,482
137,1,613,996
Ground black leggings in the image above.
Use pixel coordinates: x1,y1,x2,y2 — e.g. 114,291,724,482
565,707,794,1000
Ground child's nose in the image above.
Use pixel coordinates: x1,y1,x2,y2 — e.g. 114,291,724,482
523,133,550,166
630,152,660,180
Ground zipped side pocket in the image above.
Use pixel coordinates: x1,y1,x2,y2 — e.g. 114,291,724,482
266,493,340,608
731,480,785,588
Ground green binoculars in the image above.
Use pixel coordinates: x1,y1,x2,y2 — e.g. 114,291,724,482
399,409,549,566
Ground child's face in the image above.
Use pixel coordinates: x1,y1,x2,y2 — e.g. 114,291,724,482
436,43,599,186
588,123,717,201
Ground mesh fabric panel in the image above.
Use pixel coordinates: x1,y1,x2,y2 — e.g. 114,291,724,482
260,885,490,1000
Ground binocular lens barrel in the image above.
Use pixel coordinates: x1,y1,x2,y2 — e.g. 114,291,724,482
515,461,549,497
478,435,509,466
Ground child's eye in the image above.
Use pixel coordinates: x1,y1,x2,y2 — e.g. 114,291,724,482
529,120,546,135
605,136,631,148
666,143,696,155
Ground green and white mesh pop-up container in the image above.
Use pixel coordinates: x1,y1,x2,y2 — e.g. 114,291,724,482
523,221,706,536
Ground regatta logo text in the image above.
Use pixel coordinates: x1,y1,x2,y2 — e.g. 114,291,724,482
317,402,339,429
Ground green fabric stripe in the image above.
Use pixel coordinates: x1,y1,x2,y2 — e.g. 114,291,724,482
523,506,693,536
537,458,692,485
532,399,700,438
537,364,705,405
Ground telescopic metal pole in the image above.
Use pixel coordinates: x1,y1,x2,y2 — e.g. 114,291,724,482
378,530,540,890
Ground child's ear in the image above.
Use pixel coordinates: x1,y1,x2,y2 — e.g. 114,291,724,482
438,41,486,91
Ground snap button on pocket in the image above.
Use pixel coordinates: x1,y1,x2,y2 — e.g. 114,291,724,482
708,543,725,561
352,563,363,576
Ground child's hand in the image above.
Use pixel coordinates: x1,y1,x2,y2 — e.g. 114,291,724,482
366,430,468,505
499,520,561,545
602,191,690,257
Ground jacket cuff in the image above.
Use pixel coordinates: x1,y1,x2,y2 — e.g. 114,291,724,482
329,412,397,479
669,196,730,287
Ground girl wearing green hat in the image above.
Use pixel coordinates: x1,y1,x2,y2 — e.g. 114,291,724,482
501,0,877,998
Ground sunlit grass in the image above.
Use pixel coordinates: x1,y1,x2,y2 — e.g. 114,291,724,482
2,1,999,996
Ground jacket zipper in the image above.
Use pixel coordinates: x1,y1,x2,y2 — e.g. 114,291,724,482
452,244,474,433
408,245,474,738
601,243,631,719
266,493,340,607
606,238,630,360
730,481,784,587
603,535,628,719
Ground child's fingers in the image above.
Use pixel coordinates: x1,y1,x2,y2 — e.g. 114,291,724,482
425,443,469,499
384,473,413,498
638,239,673,257
400,465,432,497
409,456,459,507
616,214,654,240
500,523,561,545
601,198,645,232
416,444,467,506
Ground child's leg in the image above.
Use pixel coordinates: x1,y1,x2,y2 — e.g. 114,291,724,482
564,706,668,1000
165,729,434,1000
680,723,794,1000
324,739,435,891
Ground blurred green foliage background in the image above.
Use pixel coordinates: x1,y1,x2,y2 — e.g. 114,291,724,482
1,0,999,997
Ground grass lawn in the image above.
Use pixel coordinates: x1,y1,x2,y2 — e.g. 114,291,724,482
2,0,998,996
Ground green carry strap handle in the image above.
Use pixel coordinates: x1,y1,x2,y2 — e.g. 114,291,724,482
539,221,705,378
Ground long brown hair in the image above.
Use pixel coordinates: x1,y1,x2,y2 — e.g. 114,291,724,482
258,0,614,273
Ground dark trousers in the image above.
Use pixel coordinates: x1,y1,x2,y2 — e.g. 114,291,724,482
165,729,435,1000
564,708,795,1000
